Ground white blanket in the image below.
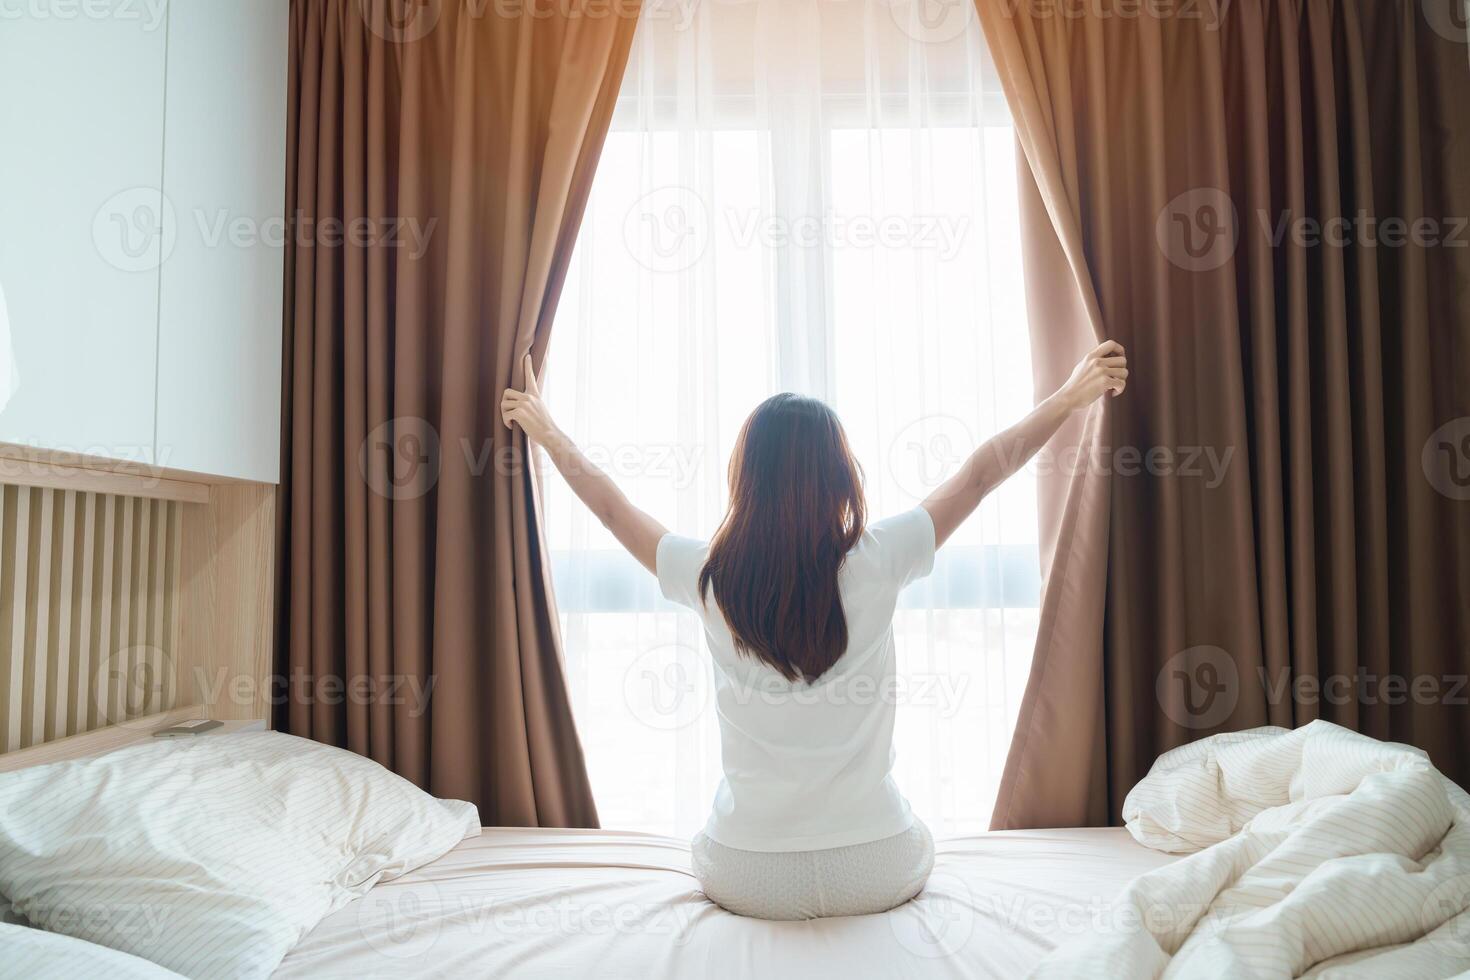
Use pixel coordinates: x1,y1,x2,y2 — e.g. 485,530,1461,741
1032,721,1470,979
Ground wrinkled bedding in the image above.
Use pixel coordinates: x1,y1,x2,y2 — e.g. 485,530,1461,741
1033,721,1470,978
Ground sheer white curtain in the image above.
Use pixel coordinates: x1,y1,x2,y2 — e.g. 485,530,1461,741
541,0,1039,840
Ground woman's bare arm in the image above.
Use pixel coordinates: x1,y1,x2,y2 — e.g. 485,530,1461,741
921,339,1129,549
501,355,668,574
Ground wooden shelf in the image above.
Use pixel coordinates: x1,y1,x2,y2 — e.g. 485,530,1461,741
0,707,269,773
0,442,215,504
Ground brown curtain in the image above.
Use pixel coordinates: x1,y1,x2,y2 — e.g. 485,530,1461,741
276,0,640,825
979,0,1470,829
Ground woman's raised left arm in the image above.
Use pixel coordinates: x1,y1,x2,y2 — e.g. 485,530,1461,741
921,339,1128,548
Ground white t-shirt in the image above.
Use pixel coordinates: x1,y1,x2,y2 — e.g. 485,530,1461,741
656,507,937,852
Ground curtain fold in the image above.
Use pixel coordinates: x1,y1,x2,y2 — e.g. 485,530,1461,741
277,0,640,826
979,0,1470,829
975,1,1120,830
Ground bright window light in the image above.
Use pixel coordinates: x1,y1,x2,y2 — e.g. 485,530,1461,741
541,1,1038,841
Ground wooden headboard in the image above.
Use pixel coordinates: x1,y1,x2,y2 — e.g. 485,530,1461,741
0,444,276,754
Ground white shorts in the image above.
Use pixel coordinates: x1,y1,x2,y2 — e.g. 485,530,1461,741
691,819,935,920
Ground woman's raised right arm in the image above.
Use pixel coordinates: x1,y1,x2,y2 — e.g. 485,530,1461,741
501,355,669,574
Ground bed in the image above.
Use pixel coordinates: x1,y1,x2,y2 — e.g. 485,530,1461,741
19,715,1467,977
273,828,1170,980
283,828,1181,980
0,712,1179,979
277,825,1178,979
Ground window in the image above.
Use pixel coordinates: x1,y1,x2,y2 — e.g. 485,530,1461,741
541,0,1037,839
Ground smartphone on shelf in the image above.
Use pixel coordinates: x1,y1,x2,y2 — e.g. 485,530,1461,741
151,719,225,738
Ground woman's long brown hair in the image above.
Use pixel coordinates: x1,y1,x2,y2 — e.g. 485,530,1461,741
698,393,866,683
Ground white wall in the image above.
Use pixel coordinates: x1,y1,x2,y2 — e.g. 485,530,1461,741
0,0,288,482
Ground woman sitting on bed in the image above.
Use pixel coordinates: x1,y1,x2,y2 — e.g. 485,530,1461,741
500,340,1128,921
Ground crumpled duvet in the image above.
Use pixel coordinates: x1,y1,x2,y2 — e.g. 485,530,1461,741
1031,721,1470,979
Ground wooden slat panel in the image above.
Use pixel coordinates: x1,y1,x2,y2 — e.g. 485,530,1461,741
134,497,151,719
0,486,185,754
116,497,134,723
95,495,116,731
165,500,181,710
7,487,31,751
73,493,98,735
149,500,167,718
52,490,77,741
0,487,9,747
0,487,14,749
29,489,54,747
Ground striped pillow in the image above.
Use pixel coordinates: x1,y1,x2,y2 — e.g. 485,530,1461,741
0,731,479,979
0,922,186,979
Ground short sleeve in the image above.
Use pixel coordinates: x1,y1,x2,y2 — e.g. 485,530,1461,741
868,507,937,588
656,533,709,610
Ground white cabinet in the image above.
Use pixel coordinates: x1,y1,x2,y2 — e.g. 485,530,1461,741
0,10,168,466
155,0,288,483
0,1,288,483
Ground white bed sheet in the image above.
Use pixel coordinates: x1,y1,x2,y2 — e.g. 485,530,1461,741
275,826,1180,979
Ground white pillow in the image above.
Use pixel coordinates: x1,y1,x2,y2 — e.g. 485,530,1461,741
0,731,479,979
0,922,186,979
